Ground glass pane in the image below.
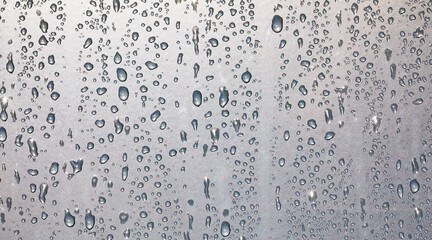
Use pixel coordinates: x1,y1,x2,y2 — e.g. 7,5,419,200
0,1,430,239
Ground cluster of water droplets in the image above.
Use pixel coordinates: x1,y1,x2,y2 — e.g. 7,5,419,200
0,0,432,239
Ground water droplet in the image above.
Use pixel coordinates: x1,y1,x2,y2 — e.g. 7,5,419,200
192,90,202,107
241,70,252,83
271,15,283,33
410,179,420,193
64,209,75,227
220,221,231,237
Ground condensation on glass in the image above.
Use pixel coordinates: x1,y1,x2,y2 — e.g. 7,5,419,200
0,0,431,239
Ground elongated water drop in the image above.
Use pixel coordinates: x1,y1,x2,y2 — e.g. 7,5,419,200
114,52,122,64
113,0,120,12
397,184,403,199
271,15,283,33
412,98,423,105
39,19,48,33
83,38,92,49
38,183,48,203
0,127,7,142
150,110,161,122
219,86,229,108
64,209,75,227
220,221,231,237
118,86,129,101
6,53,14,74
117,68,127,82
192,90,202,107
145,61,158,70
27,138,38,157
99,154,110,164
324,131,335,140
410,179,420,193
85,210,95,230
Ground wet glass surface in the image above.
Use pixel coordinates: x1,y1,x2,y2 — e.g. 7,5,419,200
0,0,432,239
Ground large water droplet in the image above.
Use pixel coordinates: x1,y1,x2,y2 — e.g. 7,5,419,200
271,15,283,33
220,221,231,237
64,209,75,227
